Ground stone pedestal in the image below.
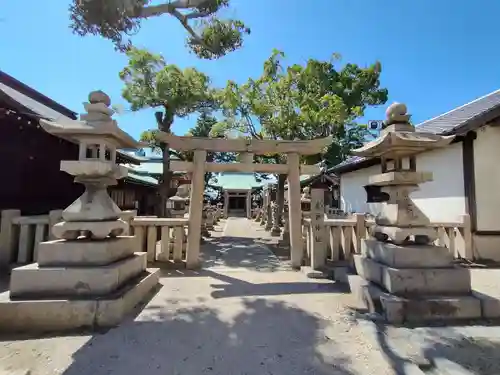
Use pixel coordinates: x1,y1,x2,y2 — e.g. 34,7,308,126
201,207,211,238
279,204,290,246
265,205,273,231
0,91,160,333
353,240,481,323
350,103,481,324
206,208,215,230
270,202,282,236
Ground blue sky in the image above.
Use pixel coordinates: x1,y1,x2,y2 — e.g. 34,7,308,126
2,0,500,140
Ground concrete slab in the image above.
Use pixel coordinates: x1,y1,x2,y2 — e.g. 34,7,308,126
355,256,471,295
37,236,137,266
362,239,453,268
0,269,160,333
10,253,147,298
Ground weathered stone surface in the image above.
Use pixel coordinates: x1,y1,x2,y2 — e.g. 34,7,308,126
372,225,437,245
10,253,147,298
356,256,471,295
362,239,453,268
37,236,137,266
0,269,159,333
473,291,500,318
353,254,382,284
350,276,482,323
0,293,96,332
382,264,471,296
52,219,128,240
369,171,433,186
402,296,481,323
95,269,160,326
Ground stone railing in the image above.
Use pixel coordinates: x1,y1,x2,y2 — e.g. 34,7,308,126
0,209,137,267
302,213,473,265
130,217,189,265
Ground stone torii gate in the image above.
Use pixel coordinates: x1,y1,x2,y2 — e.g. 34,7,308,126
156,133,332,269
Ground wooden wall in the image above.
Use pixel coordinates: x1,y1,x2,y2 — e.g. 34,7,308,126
0,112,83,214
0,110,157,215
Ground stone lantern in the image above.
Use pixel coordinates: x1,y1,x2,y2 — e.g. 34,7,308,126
167,187,188,218
279,202,290,246
351,102,482,324
0,91,160,332
216,202,223,222
165,184,189,255
300,186,311,213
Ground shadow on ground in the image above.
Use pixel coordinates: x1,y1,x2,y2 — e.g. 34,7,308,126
200,236,285,271
61,298,357,375
158,268,349,299
350,308,500,375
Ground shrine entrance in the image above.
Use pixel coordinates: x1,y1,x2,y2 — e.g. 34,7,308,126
156,133,332,269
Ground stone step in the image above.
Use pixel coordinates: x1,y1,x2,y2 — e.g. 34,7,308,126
37,236,137,267
354,255,471,296
349,275,482,324
362,239,454,268
0,268,160,333
10,253,147,298
301,261,353,282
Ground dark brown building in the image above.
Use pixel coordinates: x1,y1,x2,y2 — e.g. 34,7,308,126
0,71,158,215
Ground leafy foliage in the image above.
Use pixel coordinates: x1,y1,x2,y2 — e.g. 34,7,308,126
119,47,217,216
69,0,250,58
216,49,388,219
217,49,388,165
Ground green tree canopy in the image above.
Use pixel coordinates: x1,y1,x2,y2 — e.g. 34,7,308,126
216,49,388,218
217,49,388,164
119,47,217,216
69,0,250,58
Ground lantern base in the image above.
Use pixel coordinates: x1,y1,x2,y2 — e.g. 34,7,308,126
370,225,437,246
52,219,128,240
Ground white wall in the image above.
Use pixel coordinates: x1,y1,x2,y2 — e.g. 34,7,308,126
340,142,466,223
473,124,500,231
471,124,500,261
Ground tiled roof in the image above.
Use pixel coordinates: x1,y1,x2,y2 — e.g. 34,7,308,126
0,70,142,165
126,172,158,186
212,172,265,190
0,81,74,122
330,88,500,174
417,89,500,134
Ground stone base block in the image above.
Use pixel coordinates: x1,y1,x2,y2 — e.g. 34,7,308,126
372,225,437,245
473,291,500,319
10,253,147,298
271,228,282,237
0,269,160,333
53,219,128,240
362,239,453,268
349,275,482,324
301,266,329,279
353,255,471,296
37,236,137,267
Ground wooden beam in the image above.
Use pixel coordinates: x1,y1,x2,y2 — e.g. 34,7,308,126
170,161,321,175
157,133,332,155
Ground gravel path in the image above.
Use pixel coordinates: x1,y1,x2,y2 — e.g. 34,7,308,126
0,218,499,375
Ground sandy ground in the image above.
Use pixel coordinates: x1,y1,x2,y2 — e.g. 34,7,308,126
0,218,499,375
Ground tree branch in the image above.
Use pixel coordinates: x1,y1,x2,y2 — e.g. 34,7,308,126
137,1,219,54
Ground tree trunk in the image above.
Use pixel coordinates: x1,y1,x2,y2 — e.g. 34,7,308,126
276,174,286,226
156,110,173,218
158,142,172,217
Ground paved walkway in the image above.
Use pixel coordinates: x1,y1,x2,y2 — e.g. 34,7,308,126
1,218,500,375
200,217,288,271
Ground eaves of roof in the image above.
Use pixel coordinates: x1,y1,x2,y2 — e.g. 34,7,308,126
330,89,500,175
0,70,143,165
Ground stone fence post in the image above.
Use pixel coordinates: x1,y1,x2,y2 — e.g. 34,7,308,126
310,188,326,270
0,209,21,267
48,210,64,240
